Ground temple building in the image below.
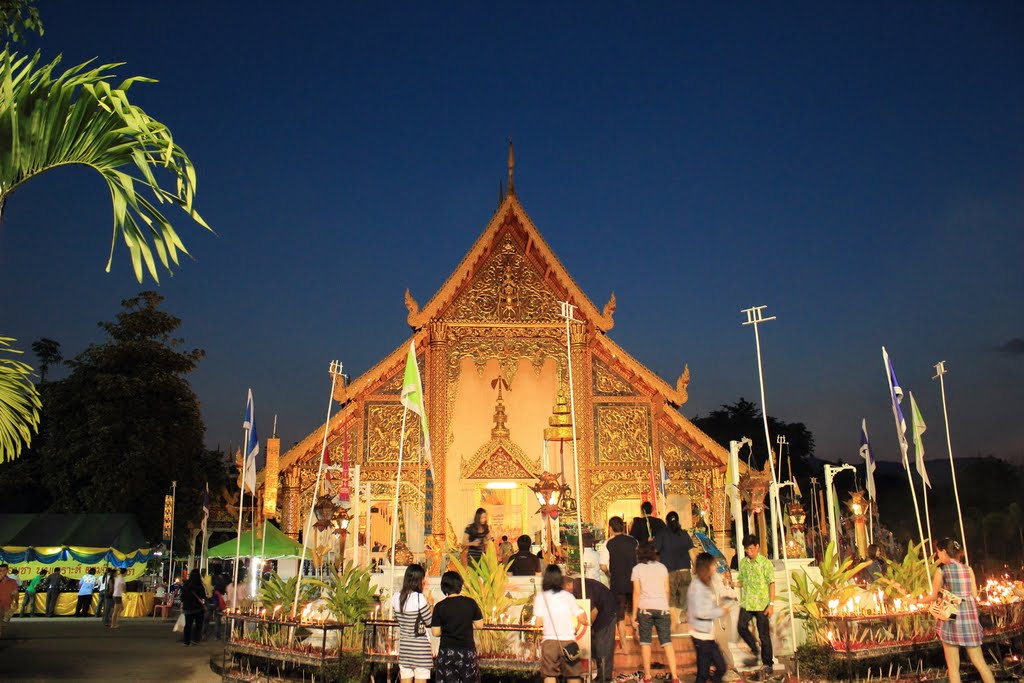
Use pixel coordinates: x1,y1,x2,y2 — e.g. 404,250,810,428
267,148,731,559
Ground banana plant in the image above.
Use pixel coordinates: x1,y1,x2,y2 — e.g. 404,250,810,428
786,541,871,645
310,562,376,650
257,573,320,615
447,544,528,656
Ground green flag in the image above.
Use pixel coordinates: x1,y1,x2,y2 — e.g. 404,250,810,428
400,341,432,477
910,391,930,489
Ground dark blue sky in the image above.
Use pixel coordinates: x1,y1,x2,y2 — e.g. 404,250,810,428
1,3,1021,466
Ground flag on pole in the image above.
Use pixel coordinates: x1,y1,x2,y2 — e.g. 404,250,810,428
882,347,909,467
910,391,931,488
400,341,434,533
201,482,210,536
400,342,432,477
860,419,877,501
243,389,259,493
658,458,669,498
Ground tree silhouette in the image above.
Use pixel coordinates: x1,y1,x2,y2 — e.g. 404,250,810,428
30,338,61,383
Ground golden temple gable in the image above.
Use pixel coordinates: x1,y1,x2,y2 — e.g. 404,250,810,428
272,163,730,553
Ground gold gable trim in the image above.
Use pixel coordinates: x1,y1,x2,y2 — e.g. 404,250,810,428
406,194,615,331
461,438,540,480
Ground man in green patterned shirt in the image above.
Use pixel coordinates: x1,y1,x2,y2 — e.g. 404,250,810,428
735,535,775,674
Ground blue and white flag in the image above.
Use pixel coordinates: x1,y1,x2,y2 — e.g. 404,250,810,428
882,347,909,468
242,389,259,493
859,419,876,501
658,458,669,497
201,482,210,538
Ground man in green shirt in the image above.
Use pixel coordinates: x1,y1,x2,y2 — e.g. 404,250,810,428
735,535,774,674
19,569,46,618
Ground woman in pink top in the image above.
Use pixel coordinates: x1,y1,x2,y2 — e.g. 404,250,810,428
109,568,127,629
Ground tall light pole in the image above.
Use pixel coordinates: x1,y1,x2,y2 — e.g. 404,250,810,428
933,361,968,565
560,300,586,602
741,305,797,664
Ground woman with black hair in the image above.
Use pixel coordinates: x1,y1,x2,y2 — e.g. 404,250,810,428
430,570,483,683
923,538,995,683
461,508,490,565
654,510,695,627
534,564,588,683
391,564,433,683
631,543,679,683
181,569,207,646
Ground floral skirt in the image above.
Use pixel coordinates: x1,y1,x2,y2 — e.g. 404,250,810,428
434,646,480,683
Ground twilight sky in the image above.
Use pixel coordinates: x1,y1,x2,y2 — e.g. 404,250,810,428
1,3,1021,467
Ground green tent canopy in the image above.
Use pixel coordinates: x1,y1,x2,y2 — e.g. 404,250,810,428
206,523,303,559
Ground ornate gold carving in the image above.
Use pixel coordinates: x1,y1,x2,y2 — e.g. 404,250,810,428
569,321,587,347
660,431,704,468
594,404,650,464
446,327,566,386
602,293,616,322
368,481,423,503
590,471,649,521
463,444,538,479
374,368,404,395
593,358,637,396
365,403,421,463
446,233,561,323
405,288,420,320
676,365,690,405
429,321,449,344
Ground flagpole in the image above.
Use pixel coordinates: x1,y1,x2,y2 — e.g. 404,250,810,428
231,441,246,611
293,360,344,618
933,361,969,565
560,301,586,602
882,348,930,580
741,305,797,666
200,483,210,572
390,404,409,597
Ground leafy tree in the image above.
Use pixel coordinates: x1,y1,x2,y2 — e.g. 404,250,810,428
31,292,228,550
692,397,816,477
30,337,61,383
0,0,42,44
0,40,212,461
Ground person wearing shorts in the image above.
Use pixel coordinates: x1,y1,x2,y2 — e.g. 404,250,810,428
631,544,679,683
109,568,127,629
534,564,588,683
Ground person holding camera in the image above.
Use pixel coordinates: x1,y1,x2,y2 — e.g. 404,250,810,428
922,538,995,683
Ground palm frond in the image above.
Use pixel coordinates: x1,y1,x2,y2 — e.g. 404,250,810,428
0,336,41,463
0,48,212,283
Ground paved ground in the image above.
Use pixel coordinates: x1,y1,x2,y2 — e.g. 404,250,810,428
0,615,221,681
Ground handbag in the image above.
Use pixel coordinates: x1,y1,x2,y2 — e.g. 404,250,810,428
929,589,962,621
561,640,581,664
540,588,582,665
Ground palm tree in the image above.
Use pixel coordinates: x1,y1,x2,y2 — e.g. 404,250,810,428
0,337,40,463
30,337,60,383
0,48,212,462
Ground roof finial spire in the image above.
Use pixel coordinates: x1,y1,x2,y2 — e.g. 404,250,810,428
507,137,515,195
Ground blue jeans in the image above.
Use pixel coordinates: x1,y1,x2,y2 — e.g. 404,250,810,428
693,638,726,682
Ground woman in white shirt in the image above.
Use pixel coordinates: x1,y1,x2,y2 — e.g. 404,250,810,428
534,564,589,683
109,568,127,629
631,543,679,683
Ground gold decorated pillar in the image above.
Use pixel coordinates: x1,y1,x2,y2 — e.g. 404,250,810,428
568,321,593,522
281,468,301,540
711,467,729,555
427,322,449,539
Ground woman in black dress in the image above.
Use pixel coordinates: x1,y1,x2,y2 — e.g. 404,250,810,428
461,508,490,565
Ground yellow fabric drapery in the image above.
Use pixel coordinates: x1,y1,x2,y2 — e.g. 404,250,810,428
20,592,156,617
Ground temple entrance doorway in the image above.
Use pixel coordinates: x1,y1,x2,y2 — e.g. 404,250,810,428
455,482,538,552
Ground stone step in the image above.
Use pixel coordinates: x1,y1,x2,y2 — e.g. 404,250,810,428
612,633,699,675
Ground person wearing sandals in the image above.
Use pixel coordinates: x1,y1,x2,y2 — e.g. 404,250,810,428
922,538,995,683
430,570,483,683
631,543,680,683
392,564,434,683
535,564,589,683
